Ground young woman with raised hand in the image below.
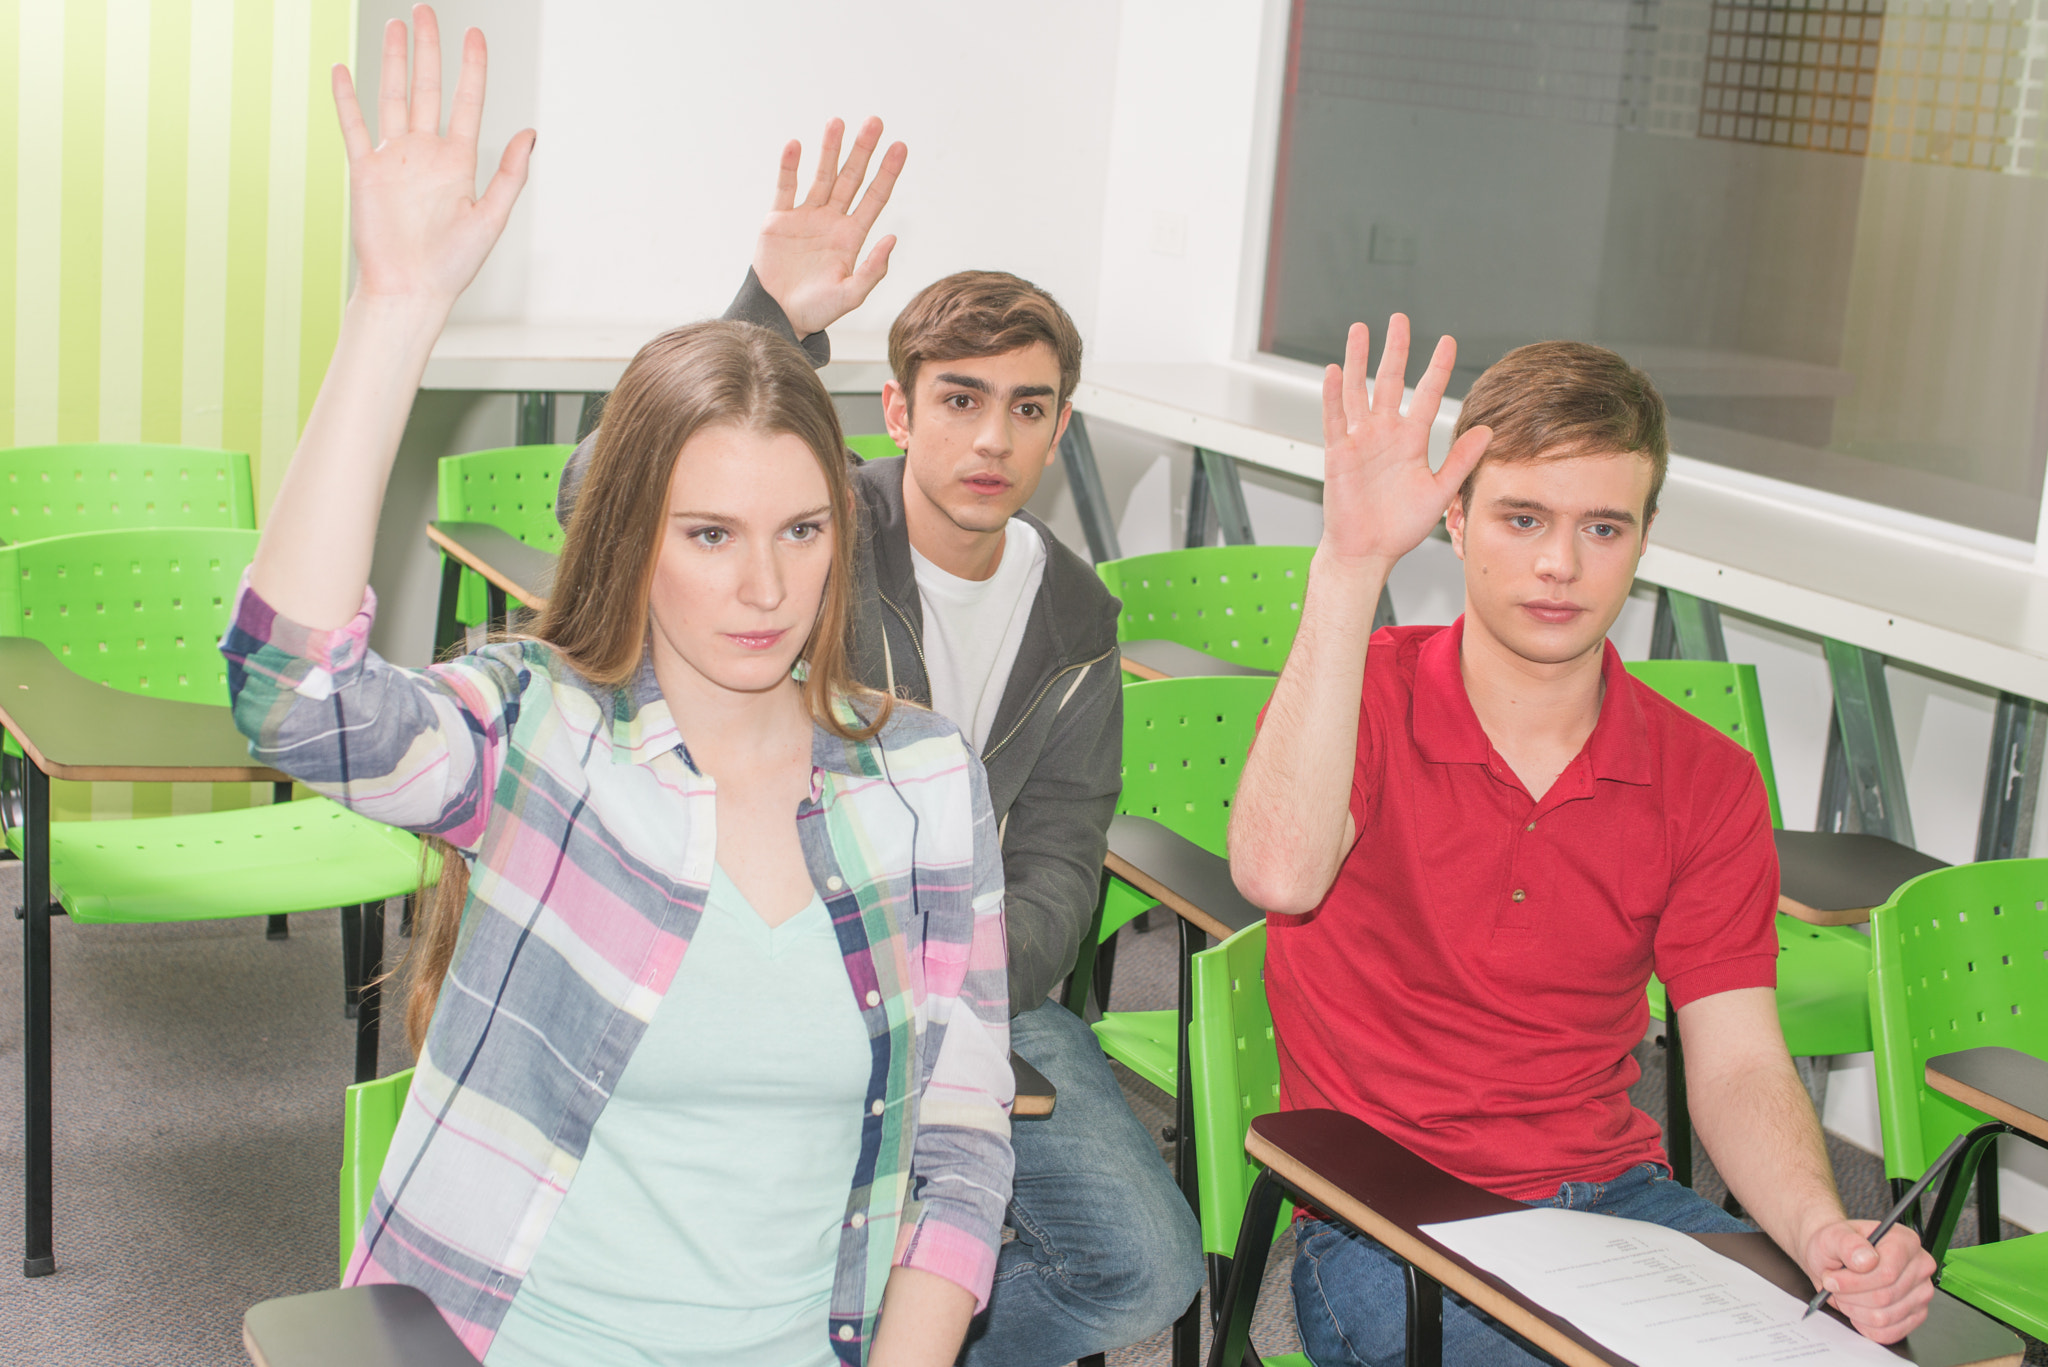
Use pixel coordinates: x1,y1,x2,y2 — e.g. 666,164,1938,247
223,10,1013,1365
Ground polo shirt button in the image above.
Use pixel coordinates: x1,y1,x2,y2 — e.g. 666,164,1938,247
827,875,844,890
1512,889,1527,902
850,1211,866,1228
866,990,881,1007
838,1326,856,1341
871,1099,885,1115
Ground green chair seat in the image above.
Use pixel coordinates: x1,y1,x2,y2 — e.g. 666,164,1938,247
5,797,423,924
1937,1240,2048,1342
340,1067,416,1283
1092,1009,1178,1095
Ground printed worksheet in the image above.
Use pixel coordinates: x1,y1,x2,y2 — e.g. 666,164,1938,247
1419,1208,1899,1365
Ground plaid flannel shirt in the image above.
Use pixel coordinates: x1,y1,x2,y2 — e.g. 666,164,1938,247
220,582,1013,1364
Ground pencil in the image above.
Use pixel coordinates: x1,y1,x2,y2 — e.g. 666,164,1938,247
1801,1129,1973,1320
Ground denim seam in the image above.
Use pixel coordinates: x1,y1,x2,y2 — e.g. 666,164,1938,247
1300,1223,1368,1366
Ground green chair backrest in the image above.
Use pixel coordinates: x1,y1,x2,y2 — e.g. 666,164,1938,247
1103,676,1277,940
437,444,575,624
1190,919,1291,1257
1,444,256,542
1098,546,1313,673
1624,660,1784,827
0,527,257,706
845,433,901,461
1869,860,2048,1180
339,1067,415,1284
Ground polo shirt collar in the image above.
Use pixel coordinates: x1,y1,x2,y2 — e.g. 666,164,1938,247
1411,617,1653,787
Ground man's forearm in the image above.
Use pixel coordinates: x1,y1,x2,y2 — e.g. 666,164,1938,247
1229,546,1391,913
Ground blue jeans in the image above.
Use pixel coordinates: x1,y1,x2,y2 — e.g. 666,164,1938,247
958,1000,1205,1367
1293,1162,1750,1367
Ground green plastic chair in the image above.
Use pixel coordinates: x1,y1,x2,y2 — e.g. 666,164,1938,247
339,1067,416,1283
1089,675,1277,1099
1626,661,1877,1185
1868,861,2048,1340
437,444,576,630
0,443,257,544
0,528,425,1079
845,432,901,462
1097,546,1311,679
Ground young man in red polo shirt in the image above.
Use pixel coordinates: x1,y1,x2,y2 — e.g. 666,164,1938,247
1230,320,1936,1366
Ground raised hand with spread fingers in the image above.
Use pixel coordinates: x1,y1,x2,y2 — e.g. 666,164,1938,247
752,117,907,339
252,4,534,632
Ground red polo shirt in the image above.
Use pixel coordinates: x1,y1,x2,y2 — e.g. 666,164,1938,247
1265,619,1778,1200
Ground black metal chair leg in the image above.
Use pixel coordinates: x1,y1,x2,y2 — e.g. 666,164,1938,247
486,582,509,637
266,782,293,941
399,891,416,939
1092,921,1121,1014
1923,1123,2011,1264
1977,1144,2000,1241
1170,914,1206,1367
1404,1262,1444,1367
434,554,466,660
22,762,55,1277
1889,1175,1924,1234
1206,1168,1289,1367
1663,1021,1692,1187
353,901,385,1084
340,903,364,1020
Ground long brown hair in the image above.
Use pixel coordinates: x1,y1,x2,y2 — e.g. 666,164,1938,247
402,321,889,1052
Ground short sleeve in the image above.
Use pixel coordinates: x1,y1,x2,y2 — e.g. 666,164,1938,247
1654,762,1780,1010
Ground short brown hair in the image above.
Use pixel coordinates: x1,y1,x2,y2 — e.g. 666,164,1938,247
1454,341,1669,517
889,270,1084,410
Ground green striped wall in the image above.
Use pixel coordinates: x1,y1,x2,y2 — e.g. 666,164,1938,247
7,0,353,821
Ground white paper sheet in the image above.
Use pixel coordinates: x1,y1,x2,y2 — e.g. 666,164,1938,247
1418,1208,1900,1366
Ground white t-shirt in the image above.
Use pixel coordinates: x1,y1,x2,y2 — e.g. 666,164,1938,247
910,519,1049,754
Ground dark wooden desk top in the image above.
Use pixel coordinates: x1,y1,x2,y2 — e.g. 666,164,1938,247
1011,1051,1054,1119
1103,814,1265,943
1120,639,1278,682
1247,1108,2021,1367
0,637,285,783
426,522,558,608
1774,830,1948,925
244,1284,480,1367
1928,1046,2048,1144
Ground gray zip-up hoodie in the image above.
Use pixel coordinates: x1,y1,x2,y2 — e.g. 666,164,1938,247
558,274,1123,1014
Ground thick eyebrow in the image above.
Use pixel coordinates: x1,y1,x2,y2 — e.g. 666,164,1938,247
1490,495,1638,527
931,372,1056,401
669,503,833,527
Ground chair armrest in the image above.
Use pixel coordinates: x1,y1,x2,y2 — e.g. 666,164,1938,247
1120,639,1278,681
244,1285,480,1367
1927,1047,2048,1146
1103,814,1265,941
1774,830,1947,926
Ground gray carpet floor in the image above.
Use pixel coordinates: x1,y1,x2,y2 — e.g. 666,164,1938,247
0,863,2040,1366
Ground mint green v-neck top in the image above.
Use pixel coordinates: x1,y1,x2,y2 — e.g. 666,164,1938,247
485,867,871,1367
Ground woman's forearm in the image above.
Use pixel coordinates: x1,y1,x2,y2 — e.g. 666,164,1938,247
868,1266,977,1367
249,292,450,630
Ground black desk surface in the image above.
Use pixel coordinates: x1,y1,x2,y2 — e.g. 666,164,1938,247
1249,1108,2021,1367
1121,638,1278,681
427,522,559,606
244,1284,480,1367
0,637,283,782
1774,830,1948,919
1011,1051,1055,1118
1104,814,1265,942
1928,1046,2048,1144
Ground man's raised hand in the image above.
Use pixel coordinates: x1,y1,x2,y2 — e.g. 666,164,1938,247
1318,316,1491,569
332,5,534,307
755,117,907,338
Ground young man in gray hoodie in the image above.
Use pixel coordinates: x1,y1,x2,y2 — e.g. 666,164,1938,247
558,119,1202,1367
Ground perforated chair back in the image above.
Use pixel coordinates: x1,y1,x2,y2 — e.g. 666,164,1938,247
1623,659,1783,826
1098,546,1312,673
1,443,256,542
0,527,257,706
437,444,575,625
339,1067,415,1284
1190,920,1289,1256
1869,860,2048,1180
1117,674,1277,856
845,433,901,462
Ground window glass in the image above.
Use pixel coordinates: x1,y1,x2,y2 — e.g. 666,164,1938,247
1260,0,2048,541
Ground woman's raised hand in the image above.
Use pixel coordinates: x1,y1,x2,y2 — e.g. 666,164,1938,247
1318,316,1492,568
332,5,534,306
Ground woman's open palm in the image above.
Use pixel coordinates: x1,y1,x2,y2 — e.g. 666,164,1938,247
334,5,533,304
